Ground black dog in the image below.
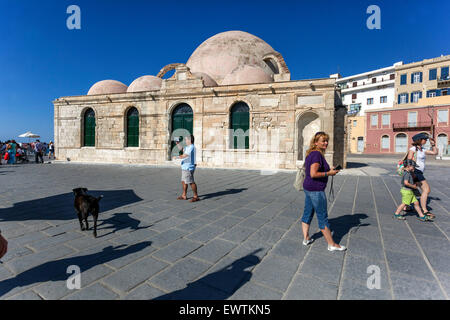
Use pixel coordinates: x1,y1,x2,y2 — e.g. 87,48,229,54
72,188,103,238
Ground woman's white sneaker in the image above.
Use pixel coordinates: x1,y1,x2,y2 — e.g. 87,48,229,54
303,238,314,246
327,245,346,252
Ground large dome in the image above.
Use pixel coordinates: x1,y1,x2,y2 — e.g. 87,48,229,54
186,31,277,85
127,75,162,92
87,80,128,95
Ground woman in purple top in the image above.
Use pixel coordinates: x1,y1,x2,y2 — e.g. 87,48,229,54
301,132,346,252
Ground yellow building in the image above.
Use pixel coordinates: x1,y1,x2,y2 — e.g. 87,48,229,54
347,115,366,153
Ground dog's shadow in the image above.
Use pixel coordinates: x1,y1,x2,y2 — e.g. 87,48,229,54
96,212,152,238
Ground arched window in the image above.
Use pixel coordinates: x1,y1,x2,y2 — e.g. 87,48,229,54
83,108,95,147
126,107,139,147
395,133,407,153
381,135,390,150
171,103,193,157
230,102,250,149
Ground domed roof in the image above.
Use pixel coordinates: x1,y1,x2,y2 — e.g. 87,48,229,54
87,80,128,95
186,31,277,85
222,65,273,85
192,72,218,87
127,75,162,92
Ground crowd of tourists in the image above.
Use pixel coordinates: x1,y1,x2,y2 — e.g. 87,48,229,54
0,140,55,165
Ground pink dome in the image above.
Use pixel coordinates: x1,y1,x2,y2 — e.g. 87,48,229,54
186,31,277,85
192,72,218,87
127,75,162,92
87,80,128,95
222,65,273,85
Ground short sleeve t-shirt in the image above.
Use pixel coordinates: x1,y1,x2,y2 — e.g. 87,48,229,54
303,151,330,192
401,170,416,189
409,146,426,172
181,144,196,171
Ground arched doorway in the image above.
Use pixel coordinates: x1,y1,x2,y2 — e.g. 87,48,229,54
395,133,407,153
126,107,139,147
297,112,320,161
83,108,96,147
230,102,250,149
437,133,448,156
171,103,193,157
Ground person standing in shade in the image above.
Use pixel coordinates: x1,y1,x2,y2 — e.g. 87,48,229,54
174,135,199,202
407,133,438,219
301,132,346,252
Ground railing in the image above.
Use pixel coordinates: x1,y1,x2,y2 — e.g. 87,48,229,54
392,121,432,130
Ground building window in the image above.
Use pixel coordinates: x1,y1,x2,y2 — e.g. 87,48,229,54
352,93,357,99
411,91,422,103
390,74,395,80
380,96,387,103
126,107,139,147
230,102,250,149
398,93,408,104
367,98,374,105
352,81,357,87
381,135,390,149
408,112,418,127
400,74,407,85
382,114,390,126
348,103,361,115
371,114,378,127
412,72,422,84
353,120,357,127
438,109,449,123
427,90,437,98
441,66,449,80
429,68,437,80
83,108,96,147
372,78,376,83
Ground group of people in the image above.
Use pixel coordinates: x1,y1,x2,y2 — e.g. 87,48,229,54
0,140,55,165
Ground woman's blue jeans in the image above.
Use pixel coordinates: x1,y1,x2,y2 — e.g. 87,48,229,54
302,190,330,230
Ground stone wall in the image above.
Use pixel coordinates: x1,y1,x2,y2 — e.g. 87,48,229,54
54,71,345,170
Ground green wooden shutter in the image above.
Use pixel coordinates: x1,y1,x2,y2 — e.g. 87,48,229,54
127,110,139,147
232,111,249,149
84,110,95,147
171,105,193,156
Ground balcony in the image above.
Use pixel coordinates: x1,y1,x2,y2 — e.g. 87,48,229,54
393,121,432,131
438,76,450,88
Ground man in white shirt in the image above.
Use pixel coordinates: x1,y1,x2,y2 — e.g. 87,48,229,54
173,135,199,202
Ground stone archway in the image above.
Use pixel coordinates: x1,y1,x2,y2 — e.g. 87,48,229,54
297,112,320,161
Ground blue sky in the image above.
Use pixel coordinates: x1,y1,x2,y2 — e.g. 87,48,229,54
1,0,449,142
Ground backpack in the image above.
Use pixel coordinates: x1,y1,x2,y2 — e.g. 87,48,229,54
396,148,417,176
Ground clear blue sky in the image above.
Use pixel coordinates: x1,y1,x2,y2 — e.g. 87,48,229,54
1,0,449,142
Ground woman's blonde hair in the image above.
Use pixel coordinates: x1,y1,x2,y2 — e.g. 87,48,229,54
306,131,330,157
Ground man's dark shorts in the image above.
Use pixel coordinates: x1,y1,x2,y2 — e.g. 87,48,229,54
413,169,426,182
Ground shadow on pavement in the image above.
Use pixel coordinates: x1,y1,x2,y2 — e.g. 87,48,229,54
154,250,262,300
96,212,152,238
311,213,369,244
346,162,369,169
200,188,247,200
0,190,143,223
0,241,152,298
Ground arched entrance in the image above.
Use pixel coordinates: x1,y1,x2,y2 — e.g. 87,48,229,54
297,112,320,161
170,103,193,157
395,133,407,153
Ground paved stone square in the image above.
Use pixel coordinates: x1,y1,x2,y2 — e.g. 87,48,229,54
0,159,449,300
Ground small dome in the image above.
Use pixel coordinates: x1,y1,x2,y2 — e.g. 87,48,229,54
87,80,128,95
222,65,273,85
127,75,162,92
192,72,218,87
186,31,278,85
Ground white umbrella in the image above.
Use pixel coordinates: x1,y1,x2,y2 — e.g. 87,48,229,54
18,131,40,138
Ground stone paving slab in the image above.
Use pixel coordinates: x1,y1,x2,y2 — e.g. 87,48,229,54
0,161,449,300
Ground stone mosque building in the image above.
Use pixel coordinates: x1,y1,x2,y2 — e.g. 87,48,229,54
53,31,346,170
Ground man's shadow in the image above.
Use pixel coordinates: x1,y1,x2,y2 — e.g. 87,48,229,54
311,213,369,244
200,188,247,201
154,250,262,300
0,241,151,298
96,212,151,238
